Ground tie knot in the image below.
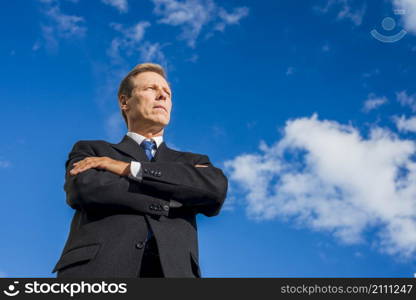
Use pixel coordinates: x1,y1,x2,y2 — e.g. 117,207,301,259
141,139,156,151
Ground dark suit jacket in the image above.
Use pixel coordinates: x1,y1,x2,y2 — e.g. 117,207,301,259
52,135,228,278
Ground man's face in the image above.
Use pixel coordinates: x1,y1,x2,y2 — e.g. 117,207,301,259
123,71,172,129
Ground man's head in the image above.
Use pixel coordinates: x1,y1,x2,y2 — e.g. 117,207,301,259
118,63,172,133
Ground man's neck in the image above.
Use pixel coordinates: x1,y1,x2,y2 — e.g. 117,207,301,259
128,126,164,139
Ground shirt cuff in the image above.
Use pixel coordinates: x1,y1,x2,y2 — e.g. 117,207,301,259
129,161,142,181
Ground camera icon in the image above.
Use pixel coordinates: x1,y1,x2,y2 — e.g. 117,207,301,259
3,281,20,297
371,16,407,43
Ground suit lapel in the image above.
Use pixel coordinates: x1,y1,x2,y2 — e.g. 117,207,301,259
153,141,184,162
111,135,148,162
111,134,184,163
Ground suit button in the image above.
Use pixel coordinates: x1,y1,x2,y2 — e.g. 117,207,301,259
136,242,145,249
149,205,154,210
144,168,149,174
163,205,169,211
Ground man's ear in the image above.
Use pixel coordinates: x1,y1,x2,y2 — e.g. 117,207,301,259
119,94,129,112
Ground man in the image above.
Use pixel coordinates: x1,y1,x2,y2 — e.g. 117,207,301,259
52,63,228,278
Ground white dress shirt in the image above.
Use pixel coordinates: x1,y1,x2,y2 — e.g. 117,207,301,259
126,131,163,181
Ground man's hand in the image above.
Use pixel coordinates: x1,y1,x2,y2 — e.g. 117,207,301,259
194,164,208,168
70,157,130,176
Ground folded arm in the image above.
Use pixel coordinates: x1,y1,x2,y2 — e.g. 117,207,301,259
65,141,228,217
64,141,172,217
129,155,228,216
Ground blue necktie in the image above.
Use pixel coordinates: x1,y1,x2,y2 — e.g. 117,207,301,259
140,140,156,161
140,139,157,242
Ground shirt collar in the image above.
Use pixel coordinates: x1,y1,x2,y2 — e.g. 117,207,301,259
126,132,163,148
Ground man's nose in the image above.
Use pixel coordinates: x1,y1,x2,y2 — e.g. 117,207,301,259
156,89,168,100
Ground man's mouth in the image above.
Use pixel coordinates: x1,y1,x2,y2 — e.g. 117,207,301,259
153,105,167,113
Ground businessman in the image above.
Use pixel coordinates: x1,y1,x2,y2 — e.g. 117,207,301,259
52,63,228,278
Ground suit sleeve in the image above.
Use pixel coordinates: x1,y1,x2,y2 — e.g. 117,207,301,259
135,155,228,217
64,141,172,216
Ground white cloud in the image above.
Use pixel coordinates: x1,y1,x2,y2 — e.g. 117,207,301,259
337,1,365,26
41,25,59,51
362,93,388,112
225,114,416,259
43,4,86,38
102,0,128,13
151,0,249,47
215,6,250,32
138,42,168,67
393,0,416,34
38,0,86,50
107,21,151,63
111,22,149,43
394,115,416,133
316,0,366,26
152,0,215,47
397,90,416,112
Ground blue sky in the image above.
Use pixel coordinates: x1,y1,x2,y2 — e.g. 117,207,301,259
1,0,416,278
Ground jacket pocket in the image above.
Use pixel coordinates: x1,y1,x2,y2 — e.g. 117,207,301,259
190,252,201,278
52,243,101,273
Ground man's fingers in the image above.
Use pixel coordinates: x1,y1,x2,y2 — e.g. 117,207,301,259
70,162,93,175
70,165,92,175
195,164,208,168
70,157,109,175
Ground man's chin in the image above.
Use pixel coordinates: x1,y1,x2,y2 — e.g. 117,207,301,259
153,117,170,126
151,119,170,129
